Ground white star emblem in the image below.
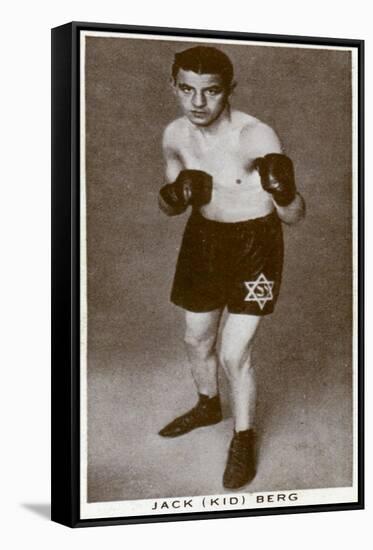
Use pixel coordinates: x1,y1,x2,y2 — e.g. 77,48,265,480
244,273,274,310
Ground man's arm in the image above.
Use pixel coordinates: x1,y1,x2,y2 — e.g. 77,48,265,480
159,125,213,216
258,152,306,225
274,192,305,225
246,123,305,225
158,125,184,216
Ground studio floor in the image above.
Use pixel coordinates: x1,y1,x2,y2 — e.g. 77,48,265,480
86,284,353,502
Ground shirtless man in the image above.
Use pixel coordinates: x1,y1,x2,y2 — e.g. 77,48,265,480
158,46,305,490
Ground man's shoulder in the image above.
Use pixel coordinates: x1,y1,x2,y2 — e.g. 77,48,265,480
231,110,261,129
233,111,281,151
232,110,274,136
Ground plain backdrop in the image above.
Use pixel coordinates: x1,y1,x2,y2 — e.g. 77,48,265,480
0,0,371,548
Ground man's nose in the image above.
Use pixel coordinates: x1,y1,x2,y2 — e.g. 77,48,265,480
192,91,206,108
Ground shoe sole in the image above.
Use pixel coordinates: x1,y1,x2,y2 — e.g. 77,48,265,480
158,417,223,438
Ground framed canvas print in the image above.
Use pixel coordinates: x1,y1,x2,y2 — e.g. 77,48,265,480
51,21,364,527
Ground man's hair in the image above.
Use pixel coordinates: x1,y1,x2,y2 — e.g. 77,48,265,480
172,46,234,88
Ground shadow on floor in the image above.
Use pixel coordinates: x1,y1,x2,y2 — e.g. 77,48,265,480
21,503,50,520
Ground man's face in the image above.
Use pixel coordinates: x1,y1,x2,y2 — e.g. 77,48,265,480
173,69,231,127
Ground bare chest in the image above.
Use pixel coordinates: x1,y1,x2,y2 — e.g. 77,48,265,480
178,132,257,188
175,126,274,221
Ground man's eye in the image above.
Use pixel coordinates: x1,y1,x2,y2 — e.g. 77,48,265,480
207,89,221,95
180,86,192,93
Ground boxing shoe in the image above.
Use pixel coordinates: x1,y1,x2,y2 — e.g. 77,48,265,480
158,393,222,438
223,429,256,489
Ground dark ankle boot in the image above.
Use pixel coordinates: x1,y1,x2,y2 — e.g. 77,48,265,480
223,429,256,489
158,393,222,438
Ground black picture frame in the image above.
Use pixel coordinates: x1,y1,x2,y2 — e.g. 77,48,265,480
51,21,364,528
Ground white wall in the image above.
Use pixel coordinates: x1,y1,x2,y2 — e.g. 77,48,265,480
1,1,371,548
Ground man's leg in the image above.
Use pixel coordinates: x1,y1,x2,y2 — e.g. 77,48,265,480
184,309,222,397
159,308,223,437
220,313,261,430
219,313,262,488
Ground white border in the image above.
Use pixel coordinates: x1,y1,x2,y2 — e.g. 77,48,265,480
80,30,360,520
82,487,358,520
80,32,88,512
351,47,359,495
81,29,355,51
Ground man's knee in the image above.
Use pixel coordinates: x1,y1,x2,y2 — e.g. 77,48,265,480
219,343,253,377
184,330,216,359
219,314,260,377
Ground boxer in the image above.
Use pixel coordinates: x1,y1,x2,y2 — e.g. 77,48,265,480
158,46,305,489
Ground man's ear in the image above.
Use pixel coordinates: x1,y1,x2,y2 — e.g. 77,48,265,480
228,80,237,96
169,77,177,96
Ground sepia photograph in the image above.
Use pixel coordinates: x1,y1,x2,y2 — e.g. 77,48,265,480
51,23,363,524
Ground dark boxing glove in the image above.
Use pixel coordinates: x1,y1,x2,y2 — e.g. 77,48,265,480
254,153,296,207
159,169,213,214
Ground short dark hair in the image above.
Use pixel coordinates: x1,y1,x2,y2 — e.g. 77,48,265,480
172,46,234,88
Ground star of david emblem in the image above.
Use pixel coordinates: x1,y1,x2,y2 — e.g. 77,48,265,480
244,273,274,310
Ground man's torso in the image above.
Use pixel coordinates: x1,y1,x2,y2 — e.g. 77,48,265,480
168,110,277,222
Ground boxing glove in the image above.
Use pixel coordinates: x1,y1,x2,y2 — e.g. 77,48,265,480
159,169,213,214
254,153,296,207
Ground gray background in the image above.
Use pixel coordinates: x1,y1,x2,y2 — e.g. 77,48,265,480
84,36,353,502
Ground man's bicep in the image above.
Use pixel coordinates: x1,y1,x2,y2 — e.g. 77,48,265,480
164,149,183,183
243,123,283,159
162,123,183,183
